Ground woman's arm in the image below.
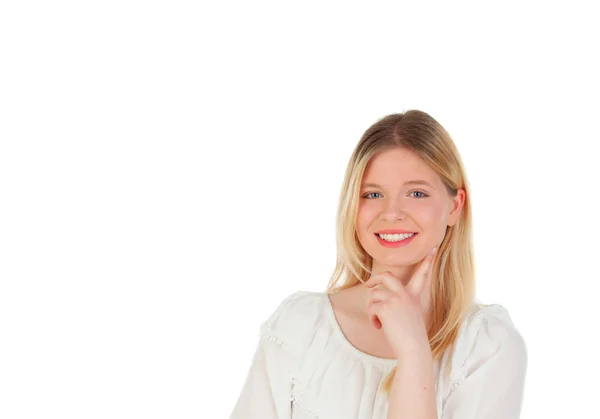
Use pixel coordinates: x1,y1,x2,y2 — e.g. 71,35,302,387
387,344,438,419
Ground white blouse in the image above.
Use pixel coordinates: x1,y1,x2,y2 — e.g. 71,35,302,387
230,290,527,419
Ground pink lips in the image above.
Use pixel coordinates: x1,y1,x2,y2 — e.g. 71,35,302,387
375,232,417,248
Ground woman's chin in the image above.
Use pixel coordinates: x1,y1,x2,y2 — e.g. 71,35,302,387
374,251,428,267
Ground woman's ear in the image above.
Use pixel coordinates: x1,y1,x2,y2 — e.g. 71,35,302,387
447,188,466,226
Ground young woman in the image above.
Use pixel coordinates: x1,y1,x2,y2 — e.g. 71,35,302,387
230,110,528,419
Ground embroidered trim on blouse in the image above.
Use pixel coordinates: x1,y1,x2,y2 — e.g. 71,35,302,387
259,331,320,417
441,312,488,411
259,331,292,352
291,397,319,418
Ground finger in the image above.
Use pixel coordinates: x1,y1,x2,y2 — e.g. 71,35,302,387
365,271,395,288
368,286,393,304
419,268,433,312
366,301,384,329
366,272,404,294
408,246,437,297
373,316,382,329
363,284,385,321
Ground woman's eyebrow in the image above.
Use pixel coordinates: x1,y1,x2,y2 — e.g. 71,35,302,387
361,180,433,188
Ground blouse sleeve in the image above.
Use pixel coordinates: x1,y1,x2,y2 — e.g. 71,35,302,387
441,305,528,419
230,291,310,419
229,335,294,419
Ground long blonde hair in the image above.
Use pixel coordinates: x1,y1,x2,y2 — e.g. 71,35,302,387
325,110,476,395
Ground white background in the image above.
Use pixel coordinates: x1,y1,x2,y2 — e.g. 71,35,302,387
1,1,599,418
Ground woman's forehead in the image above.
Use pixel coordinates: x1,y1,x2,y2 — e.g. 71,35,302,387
363,151,438,187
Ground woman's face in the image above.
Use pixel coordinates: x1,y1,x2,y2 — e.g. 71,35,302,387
356,147,465,276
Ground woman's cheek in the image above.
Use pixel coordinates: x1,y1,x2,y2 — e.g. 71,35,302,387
358,204,378,223
413,202,437,222
418,206,447,235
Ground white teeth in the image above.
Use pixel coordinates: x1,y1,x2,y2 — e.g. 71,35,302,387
378,233,415,242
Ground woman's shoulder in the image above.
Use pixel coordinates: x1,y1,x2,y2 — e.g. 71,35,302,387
259,290,329,355
448,299,527,379
468,300,525,345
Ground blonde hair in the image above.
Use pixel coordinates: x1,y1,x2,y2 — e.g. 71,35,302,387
325,110,476,395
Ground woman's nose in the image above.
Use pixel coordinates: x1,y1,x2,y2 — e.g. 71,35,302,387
380,198,408,221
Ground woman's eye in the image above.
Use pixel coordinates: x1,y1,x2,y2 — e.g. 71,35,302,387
363,191,429,199
410,190,429,198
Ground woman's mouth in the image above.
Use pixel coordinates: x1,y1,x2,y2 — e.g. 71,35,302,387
375,232,418,248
